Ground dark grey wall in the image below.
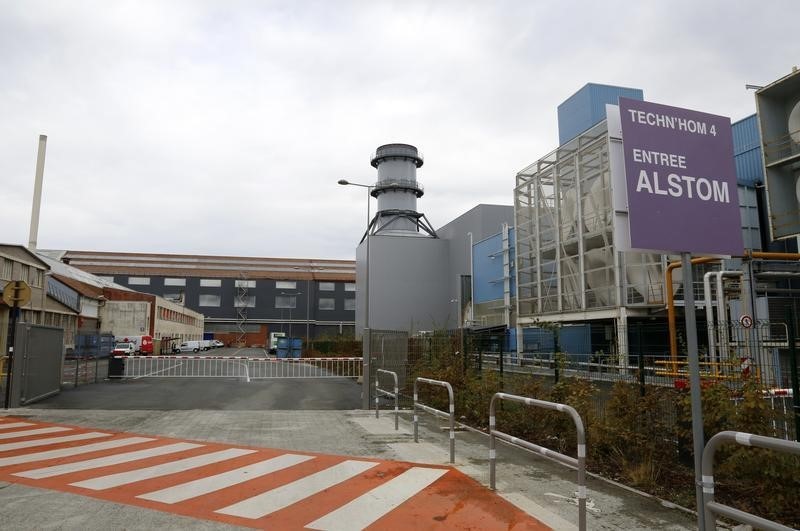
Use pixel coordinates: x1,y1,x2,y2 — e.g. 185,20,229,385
107,276,355,336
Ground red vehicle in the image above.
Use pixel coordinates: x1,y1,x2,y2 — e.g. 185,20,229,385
114,335,153,354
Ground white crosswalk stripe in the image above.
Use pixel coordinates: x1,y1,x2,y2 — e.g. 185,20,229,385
0,426,71,440
216,460,379,520
138,453,315,504
15,442,204,479
306,467,448,530
0,422,35,430
0,436,153,467
0,419,531,530
71,448,255,490
0,432,111,453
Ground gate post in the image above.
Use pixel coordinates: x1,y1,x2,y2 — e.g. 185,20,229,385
361,328,371,410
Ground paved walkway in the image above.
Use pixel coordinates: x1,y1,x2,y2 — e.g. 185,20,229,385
0,415,545,530
0,408,697,530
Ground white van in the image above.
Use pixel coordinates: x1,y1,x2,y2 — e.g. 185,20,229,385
174,340,203,353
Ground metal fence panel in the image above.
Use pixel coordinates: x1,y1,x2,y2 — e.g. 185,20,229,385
17,324,64,406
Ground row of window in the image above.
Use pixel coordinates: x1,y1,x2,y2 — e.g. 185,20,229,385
157,306,200,327
195,294,355,311
0,258,45,287
113,277,355,292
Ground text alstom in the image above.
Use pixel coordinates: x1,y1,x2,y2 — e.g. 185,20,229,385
635,170,730,203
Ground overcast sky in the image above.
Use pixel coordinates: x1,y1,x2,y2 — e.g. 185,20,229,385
1,1,797,260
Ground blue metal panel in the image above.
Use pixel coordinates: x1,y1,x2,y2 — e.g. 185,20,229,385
472,229,516,305
473,233,505,304
522,327,555,352
558,83,643,145
732,114,763,186
558,324,591,356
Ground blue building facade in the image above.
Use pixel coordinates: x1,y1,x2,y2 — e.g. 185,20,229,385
557,83,644,145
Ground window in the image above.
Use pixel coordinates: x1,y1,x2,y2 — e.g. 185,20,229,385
200,279,221,287
275,295,296,309
29,268,43,287
128,277,150,285
344,283,356,292
276,280,296,289
319,298,335,310
344,298,356,311
235,279,256,288
319,282,335,291
1,258,12,279
234,296,256,308
199,294,221,307
164,278,186,287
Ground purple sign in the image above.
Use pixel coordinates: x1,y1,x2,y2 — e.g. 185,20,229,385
619,97,743,255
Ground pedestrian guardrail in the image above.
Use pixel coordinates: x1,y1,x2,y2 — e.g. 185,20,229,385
375,369,399,430
701,431,800,531
489,392,587,531
413,377,455,463
115,356,363,380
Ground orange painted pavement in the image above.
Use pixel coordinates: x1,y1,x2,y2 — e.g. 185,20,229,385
0,416,549,530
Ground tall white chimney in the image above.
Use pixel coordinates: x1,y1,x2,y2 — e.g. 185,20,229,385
28,134,47,251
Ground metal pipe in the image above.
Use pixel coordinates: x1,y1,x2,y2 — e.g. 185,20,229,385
413,377,455,463
667,251,800,361
489,392,587,531
666,257,719,363
701,431,800,531
376,369,399,430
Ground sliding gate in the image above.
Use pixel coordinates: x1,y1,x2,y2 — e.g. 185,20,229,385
116,356,363,381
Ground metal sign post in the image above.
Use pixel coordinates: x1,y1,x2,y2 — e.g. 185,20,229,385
681,253,706,530
611,97,744,531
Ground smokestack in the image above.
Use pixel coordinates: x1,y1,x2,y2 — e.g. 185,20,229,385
28,134,47,251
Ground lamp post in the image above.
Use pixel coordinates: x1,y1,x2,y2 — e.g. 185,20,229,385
280,291,301,338
339,178,374,411
337,179,373,332
293,265,324,345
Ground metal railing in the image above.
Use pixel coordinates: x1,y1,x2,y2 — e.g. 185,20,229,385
375,369,399,430
413,377,455,463
489,392,587,531
701,431,800,531
117,356,363,380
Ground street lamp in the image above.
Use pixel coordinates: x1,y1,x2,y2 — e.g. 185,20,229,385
280,291,301,338
293,265,324,343
338,179,373,332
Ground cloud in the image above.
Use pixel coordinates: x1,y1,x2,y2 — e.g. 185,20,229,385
0,0,797,259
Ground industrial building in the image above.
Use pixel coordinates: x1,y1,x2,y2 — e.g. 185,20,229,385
53,251,356,346
351,143,513,334
353,74,800,389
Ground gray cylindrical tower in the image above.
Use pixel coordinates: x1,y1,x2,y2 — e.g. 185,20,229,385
370,143,433,235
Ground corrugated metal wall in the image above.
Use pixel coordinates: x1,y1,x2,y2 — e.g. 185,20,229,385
732,114,763,187
557,83,643,145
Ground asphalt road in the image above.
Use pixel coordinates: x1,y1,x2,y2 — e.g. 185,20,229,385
33,348,362,411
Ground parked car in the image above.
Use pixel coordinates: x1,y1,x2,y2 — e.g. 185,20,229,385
112,342,136,356
211,340,224,348
174,340,203,353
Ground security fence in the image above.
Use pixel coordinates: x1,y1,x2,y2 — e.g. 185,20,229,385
61,356,108,388
366,323,798,441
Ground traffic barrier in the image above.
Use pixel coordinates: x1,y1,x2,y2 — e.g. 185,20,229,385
489,392,587,531
115,356,363,380
375,369,399,430
701,431,800,531
413,377,455,463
